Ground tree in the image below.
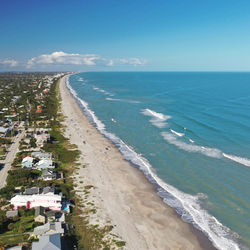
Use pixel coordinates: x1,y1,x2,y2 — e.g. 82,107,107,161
30,137,36,148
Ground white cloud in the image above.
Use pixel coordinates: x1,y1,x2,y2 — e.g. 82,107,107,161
0,59,18,67
119,58,147,66
27,51,101,68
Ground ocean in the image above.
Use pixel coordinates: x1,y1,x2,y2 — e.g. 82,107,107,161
67,72,250,250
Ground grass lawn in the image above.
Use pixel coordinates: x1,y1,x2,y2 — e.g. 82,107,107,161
0,149,5,156
0,233,25,245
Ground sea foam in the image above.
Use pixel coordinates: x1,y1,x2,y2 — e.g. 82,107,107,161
141,108,171,128
93,86,113,96
65,76,240,250
106,97,140,104
162,132,222,158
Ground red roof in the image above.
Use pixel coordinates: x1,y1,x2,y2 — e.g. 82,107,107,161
36,109,42,113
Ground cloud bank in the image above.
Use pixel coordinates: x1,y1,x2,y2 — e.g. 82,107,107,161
0,59,18,67
0,51,147,70
27,51,101,68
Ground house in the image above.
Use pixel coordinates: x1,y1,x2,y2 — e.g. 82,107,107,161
31,152,52,160
42,187,55,195
0,127,10,137
10,194,62,211
32,233,61,250
6,210,18,219
35,206,46,224
25,187,40,195
36,109,42,114
22,156,33,168
32,222,64,238
41,169,56,181
36,159,54,170
34,132,50,146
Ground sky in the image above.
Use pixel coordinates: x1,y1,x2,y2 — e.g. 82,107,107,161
0,0,250,71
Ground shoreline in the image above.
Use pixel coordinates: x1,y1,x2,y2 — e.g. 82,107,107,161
60,75,216,249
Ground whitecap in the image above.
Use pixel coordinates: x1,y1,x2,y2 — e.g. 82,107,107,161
170,129,184,137
141,108,171,128
161,132,222,158
223,153,250,167
106,97,140,104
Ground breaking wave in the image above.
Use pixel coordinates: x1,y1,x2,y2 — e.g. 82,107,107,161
106,97,140,104
223,153,250,167
170,129,184,137
141,108,171,128
93,87,113,96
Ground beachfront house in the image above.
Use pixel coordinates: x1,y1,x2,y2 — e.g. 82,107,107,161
36,159,54,170
25,187,40,195
32,233,61,250
42,187,55,195
35,206,46,224
22,156,34,168
31,222,64,238
41,169,56,181
10,194,62,211
31,152,52,160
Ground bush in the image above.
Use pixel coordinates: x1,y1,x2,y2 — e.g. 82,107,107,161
7,223,14,231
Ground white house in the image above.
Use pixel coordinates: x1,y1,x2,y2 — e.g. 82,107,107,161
36,159,54,170
22,156,34,168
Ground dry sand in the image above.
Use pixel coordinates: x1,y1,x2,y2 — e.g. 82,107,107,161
59,75,215,250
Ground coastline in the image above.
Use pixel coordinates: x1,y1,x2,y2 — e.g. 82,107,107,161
59,75,216,249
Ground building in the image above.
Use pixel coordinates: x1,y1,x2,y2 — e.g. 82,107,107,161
35,206,46,224
32,222,64,238
41,169,56,181
34,132,50,146
0,126,11,137
10,194,62,211
22,156,33,168
25,187,40,195
32,233,61,250
6,210,18,219
31,152,52,160
42,187,55,195
36,159,54,170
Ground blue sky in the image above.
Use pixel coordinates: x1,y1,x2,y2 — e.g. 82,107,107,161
0,0,250,71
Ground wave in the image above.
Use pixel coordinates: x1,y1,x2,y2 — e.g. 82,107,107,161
170,129,184,137
93,86,113,96
77,77,84,82
162,132,222,158
162,131,250,168
65,75,240,250
223,153,250,167
111,118,117,123
141,108,171,128
106,97,140,104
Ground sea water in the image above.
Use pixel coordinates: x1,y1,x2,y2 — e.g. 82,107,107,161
67,72,250,250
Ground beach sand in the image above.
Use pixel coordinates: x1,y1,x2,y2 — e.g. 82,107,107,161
60,75,215,250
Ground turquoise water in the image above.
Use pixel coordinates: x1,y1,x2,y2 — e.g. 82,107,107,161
68,72,250,249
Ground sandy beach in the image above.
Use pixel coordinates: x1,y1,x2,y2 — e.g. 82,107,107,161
59,75,215,250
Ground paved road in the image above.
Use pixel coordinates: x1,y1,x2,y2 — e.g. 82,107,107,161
0,130,25,189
